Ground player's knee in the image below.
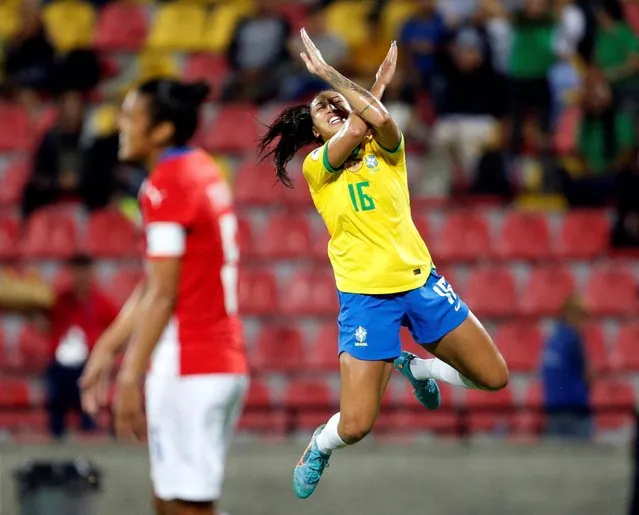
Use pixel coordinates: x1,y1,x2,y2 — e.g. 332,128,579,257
339,415,375,444
481,360,509,391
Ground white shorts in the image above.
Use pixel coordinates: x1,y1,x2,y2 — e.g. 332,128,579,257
145,373,248,501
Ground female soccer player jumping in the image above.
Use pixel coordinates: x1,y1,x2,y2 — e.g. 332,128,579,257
258,29,509,499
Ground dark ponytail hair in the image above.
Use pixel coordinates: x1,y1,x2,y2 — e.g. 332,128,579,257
138,78,210,147
257,104,320,188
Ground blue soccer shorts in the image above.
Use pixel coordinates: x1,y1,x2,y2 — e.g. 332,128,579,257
336,269,470,361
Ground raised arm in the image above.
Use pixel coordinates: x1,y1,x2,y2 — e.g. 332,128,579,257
300,29,402,152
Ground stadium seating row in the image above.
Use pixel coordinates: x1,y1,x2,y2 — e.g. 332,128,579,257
0,204,623,262
238,265,638,317
0,376,633,437
2,319,639,376
0,1,428,54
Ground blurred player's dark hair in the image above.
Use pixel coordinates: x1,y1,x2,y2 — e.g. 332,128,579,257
138,78,210,147
257,105,321,188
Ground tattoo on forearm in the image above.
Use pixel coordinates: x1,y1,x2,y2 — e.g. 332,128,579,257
325,68,375,100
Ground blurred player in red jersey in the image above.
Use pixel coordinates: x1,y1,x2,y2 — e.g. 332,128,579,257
80,79,249,515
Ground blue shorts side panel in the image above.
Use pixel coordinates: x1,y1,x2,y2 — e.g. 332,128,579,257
337,291,404,361
403,270,469,345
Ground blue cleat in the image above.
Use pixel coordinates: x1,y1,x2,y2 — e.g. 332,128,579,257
394,351,441,410
293,425,331,499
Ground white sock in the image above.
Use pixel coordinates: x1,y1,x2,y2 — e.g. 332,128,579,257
315,413,346,455
409,358,479,389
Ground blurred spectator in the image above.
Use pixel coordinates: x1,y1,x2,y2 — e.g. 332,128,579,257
541,295,592,440
611,163,639,249
432,27,505,189
561,74,636,206
438,0,478,29
593,0,639,117
0,255,117,439
52,49,101,95
282,5,348,101
507,0,557,154
3,0,55,109
477,0,512,75
347,13,390,86
21,91,86,216
223,0,291,104
399,0,446,100
554,0,586,62
43,254,116,439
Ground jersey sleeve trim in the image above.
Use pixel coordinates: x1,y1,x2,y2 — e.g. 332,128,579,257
146,222,186,258
322,144,343,173
377,134,404,154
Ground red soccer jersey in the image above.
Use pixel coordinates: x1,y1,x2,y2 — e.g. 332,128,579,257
139,148,248,376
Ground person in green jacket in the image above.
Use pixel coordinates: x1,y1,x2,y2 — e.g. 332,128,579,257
508,0,558,153
594,0,639,115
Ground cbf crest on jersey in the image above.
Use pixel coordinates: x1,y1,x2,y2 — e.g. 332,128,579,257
354,326,368,347
365,155,379,170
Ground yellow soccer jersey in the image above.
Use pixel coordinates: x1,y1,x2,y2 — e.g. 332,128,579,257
302,135,434,294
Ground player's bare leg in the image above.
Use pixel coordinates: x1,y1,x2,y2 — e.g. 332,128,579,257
405,312,509,392
154,496,175,515
337,354,393,443
173,500,219,515
293,354,393,498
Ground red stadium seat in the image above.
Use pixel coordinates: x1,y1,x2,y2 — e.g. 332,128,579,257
310,227,330,262
286,379,335,430
0,159,29,206
377,410,460,435
280,269,337,316
465,388,514,435
94,2,148,51
520,266,576,317
279,171,313,208
21,207,80,259
87,209,141,258
555,210,609,259
204,104,259,154
307,322,339,371
435,212,491,262
16,323,50,374
553,106,581,154
237,216,257,261
275,2,308,31
583,323,608,373
0,212,20,260
234,160,277,206
0,410,47,434
585,266,637,316
284,379,333,410
238,379,286,434
592,379,635,430
261,214,311,259
0,103,30,151
244,378,272,409
253,325,303,372
238,269,278,316
0,378,31,408
464,388,514,410
513,382,545,437
493,322,542,373
496,212,551,260
610,322,639,372
106,267,144,308
411,214,431,242
464,267,517,317
183,54,229,101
